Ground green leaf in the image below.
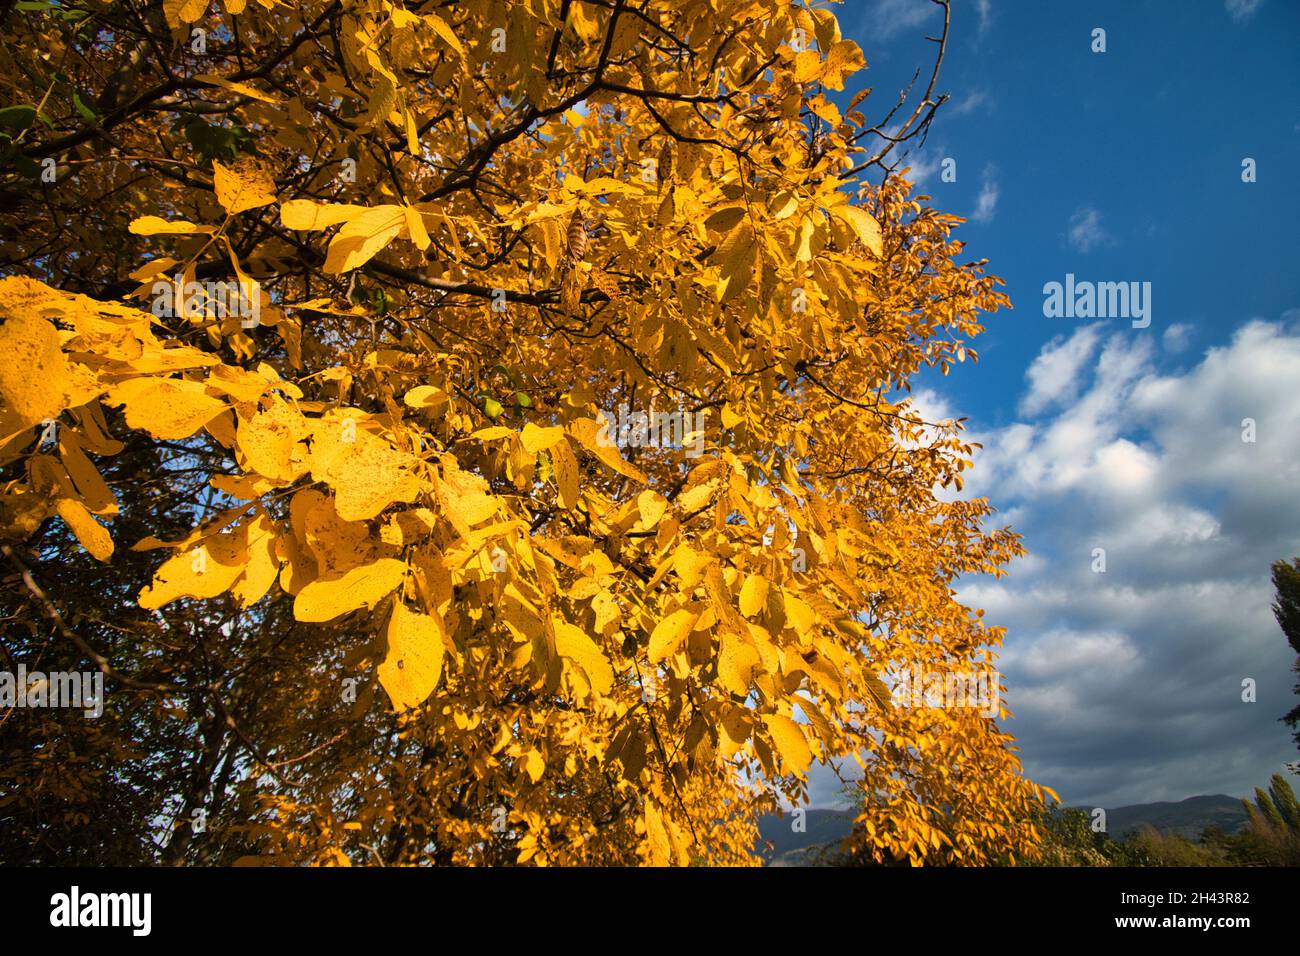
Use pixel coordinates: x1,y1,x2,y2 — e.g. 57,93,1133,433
13,154,39,179
0,105,37,136
72,90,98,121
179,117,253,164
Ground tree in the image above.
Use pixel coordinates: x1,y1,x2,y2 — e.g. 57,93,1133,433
1271,557,1300,757
1239,773,1300,866
0,0,1049,865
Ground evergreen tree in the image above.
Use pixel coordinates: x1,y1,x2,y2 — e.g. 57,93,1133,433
1271,558,1300,754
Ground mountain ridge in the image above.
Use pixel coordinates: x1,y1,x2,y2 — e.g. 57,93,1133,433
756,794,1251,865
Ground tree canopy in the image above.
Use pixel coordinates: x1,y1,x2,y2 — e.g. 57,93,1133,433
0,0,1050,865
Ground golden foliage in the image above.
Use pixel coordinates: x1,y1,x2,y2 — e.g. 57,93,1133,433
0,0,1047,866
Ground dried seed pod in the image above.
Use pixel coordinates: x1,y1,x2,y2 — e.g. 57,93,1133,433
656,140,674,187
565,209,588,265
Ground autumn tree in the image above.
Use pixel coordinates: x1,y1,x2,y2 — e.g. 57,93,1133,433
0,0,1050,865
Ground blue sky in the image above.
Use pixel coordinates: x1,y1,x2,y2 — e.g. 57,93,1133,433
807,0,1300,811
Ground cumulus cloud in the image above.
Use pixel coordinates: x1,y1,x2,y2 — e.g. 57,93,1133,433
956,317,1300,806
1020,323,1105,416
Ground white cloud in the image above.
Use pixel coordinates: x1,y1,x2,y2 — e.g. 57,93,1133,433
978,332,1156,499
1162,322,1193,353
897,148,943,189
975,0,993,37
1004,629,1140,682
1020,323,1104,416
1067,206,1110,252
950,317,1300,806
949,89,989,116
869,0,942,40
971,165,999,223
1225,0,1264,22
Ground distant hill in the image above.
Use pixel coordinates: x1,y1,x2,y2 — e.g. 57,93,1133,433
755,794,1251,865
756,809,855,862
1090,794,1249,840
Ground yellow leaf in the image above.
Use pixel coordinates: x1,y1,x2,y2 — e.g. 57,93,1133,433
717,631,760,697
469,425,515,442
643,801,671,866
552,618,614,696
832,205,883,257
703,206,745,233
647,608,698,662
163,0,207,26
523,749,545,783
405,108,419,155
636,489,667,529
864,670,893,711
520,422,565,455
309,418,422,521
672,545,711,589
231,514,279,607
213,159,276,214
236,399,309,481
424,13,466,55
677,480,717,513
433,457,498,533
551,437,580,510
128,216,213,236
323,205,407,273
193,73,276,103
592,590,621,635
718,706,751,759
783,591,817,639
565,418,647,483
716,226,756,302
280,200,370,231
56,498,113,561
403,385,449,410
739,573,769,619
821,39,866,91
207,364,272,404
704,563,746,635
293,558,407,623
108,378,227,440
378,602,446,710
0,311,72,427
403,204,430,250
793,49,823,84
390,7,419,29
58,431,116,515
364,77,398,128
795,214,817,262
763,714,813,776
139,532,248,610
